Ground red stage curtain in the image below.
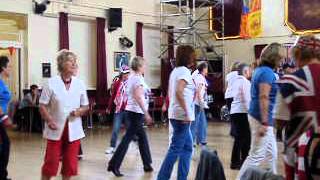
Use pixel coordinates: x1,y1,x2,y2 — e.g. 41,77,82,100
96,17,108,104
59,12,69,50
136,22,144,57
211,0,243,38
161,26,174,95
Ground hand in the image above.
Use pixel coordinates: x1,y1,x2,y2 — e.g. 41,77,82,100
70,109,80,117
161,105,167,113
145,113,153,125
2,118,14,128
47,120,58,130
258,125,268,137
106,109,110,114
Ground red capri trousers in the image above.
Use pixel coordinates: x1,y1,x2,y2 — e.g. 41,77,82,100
42,123,80,177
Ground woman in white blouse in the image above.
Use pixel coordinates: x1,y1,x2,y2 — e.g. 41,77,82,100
157,45,196,180
39,50,89,180
191,62,209,147
108,56,153,177
229,63,252,170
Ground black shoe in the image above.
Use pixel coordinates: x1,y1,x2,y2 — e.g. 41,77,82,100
107,166,124,177
230,164,241,170
144,165,154,172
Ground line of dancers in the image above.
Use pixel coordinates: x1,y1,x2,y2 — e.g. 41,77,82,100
0,35,319,180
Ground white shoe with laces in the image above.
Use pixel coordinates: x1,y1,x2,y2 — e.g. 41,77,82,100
105,147,115,154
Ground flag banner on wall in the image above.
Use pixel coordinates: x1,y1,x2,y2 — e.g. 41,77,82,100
286,0,320,34
240,0,262,38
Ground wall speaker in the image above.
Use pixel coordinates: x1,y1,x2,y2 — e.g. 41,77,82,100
108,8,122,32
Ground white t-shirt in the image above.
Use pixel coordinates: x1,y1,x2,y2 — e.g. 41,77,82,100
39,76,89,142
192,71,208,107
230,75,251,114
168,66,195,121
225,71,239,99
125,73,150,114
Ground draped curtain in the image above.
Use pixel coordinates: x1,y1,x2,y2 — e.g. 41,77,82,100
136,22,144,57
161,26,174,96
59,12,69,50
96,17,108,104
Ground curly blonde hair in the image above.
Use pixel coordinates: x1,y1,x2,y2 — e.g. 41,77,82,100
56,49,77,73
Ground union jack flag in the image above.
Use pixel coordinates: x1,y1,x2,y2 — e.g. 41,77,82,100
277,64,320,180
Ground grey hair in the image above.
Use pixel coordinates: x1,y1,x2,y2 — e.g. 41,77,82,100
130,56,145,71
230,61,241,72
57,49,77,73
238,63,249,76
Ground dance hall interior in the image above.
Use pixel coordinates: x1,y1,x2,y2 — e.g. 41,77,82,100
0,0,320,180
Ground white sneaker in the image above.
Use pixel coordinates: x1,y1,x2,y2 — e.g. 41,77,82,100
105,147,115,154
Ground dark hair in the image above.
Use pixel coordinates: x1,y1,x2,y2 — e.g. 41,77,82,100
175,45,195,67
30,84,38,90
197,62,208,73
238,63,249,76
0,56,9,73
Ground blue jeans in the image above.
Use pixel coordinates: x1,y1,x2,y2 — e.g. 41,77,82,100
157,119,193,180
191,105,207,145
110,111,129,148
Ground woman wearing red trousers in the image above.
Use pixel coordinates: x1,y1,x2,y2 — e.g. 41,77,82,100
39,50,89,180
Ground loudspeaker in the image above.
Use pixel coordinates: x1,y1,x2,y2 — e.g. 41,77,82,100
108,8,122,31
34,0,51,14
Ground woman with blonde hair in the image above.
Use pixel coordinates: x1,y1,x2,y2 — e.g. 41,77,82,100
40,50,89,180
108,56,153,177
237,43,284,179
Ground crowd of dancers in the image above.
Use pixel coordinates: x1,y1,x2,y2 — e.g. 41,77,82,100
0,35,319,180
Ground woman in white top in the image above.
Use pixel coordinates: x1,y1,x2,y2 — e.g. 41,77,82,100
108,56,153,177
229,63,252,170
191,62,209,147
225,62,240,111
157,45,196,180
39,50,89,180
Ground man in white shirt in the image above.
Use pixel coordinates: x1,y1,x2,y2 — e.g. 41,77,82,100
229,63,252,170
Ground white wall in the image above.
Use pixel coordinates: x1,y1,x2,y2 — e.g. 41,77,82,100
69,18,97,89
143,27,161,88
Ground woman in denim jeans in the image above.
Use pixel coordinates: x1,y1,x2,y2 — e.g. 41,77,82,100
105,66,130,154
191,62,209,148
157,45,196,180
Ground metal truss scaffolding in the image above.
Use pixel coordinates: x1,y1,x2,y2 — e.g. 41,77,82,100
160,0,225,64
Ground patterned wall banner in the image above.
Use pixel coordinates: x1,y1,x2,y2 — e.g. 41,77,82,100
240,0,262,38
285,0,320,34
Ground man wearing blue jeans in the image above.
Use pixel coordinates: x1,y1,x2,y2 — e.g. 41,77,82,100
105,66,130,154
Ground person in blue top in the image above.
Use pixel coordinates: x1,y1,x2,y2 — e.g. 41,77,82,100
237,43,284,179
0,56,12,180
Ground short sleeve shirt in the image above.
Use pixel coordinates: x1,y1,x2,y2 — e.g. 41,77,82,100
125,74,150,114
0,79,11,122
248,66,278,126
39,76,89,141
168,67,195,121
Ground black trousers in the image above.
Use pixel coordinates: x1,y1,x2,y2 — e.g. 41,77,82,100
0,123,10,179
108,111,152,169
230,113,251,166
225,98,233,112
